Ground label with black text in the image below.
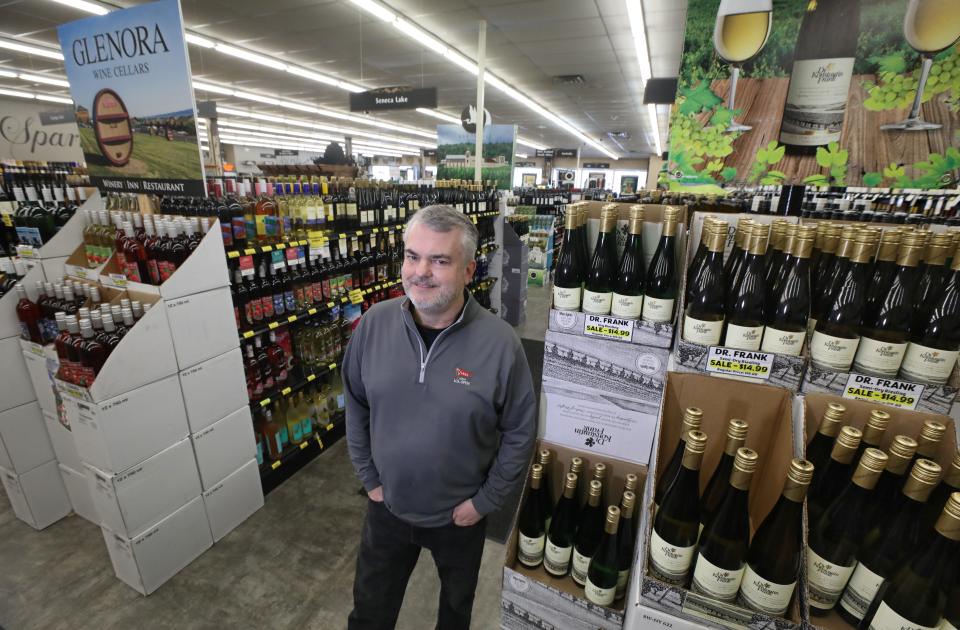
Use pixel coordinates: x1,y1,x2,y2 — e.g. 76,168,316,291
843,373,922,410
706,346,773,380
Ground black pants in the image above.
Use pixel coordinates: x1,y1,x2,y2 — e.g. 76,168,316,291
347,499,487,630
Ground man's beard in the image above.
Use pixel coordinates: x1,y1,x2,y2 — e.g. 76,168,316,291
403,276,459,314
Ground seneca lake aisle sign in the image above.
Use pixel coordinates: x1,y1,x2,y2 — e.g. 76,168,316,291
57,0,205,196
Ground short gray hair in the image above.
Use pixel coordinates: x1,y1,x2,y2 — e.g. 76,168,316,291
405,204,479,265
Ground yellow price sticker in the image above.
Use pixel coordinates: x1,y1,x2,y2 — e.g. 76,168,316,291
300,240,308,246
271,460,281,470
268,322,279,330
327,301,335,308
339,233,347,239
260,398,271,407
227,250,240,259
326,423,334,431
287,315,297,323
341,297,349,303
307,374,317,382
356,230,363,236
317,436,325,449
281,387,292,396
299,441,308,450
242,330,254,339
372,228,379,233
244,248,256,255
328,362,337,370
308,308,317,315
262,245,273,252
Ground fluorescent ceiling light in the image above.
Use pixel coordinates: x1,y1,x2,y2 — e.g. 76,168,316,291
626,0,661,155
0,70,16,79
48,0,108,15
393,18,447,55
191,81,234,96
35,94,73,103
217,119,423,153
517,137,547,151
18,72,71,87
515,153,528,159
443,49,478,75
348,0,396,22
0,38,65,60
285,66,340,88
232,90,281,106
0,88,35,99
185,33,216,49
214,44,287,71
338,81,366,93
416,108,460,124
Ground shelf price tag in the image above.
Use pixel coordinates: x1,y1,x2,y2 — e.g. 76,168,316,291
259,398,271,407
262,245,273,252
843,374,922,410
328,362,337,370
317,435,324,449
307,374,317,382
327,302,335,309
108,273,129,288
582,315,635,342
268,322,279,330
227,250,240,259
705,347,773,380
244,248,256,256
281,387,292,396
287,315,297,323
307,308,317,315
242,331,254,339
299,441,308,450
271,461,281,470
326,423,334,431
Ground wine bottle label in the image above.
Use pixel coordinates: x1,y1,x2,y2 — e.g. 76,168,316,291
648,528,696,585
585,575,616,606
616,568,629,599
839,561,884,621
682,315,723,345
939,619,959,630
810,331,860,371
737,564,795,616
691,553,745,602
779,58,855,147
582,289,613,315
571,549,591,585
642,297,675,323
552,285,582,311
806,548,856,609
544,540,573,576
760,327,806,356
611,293,643,319
724,323,764,351
517,533,545,567
899,343,960,384
868,601,939,630
853,337,908,376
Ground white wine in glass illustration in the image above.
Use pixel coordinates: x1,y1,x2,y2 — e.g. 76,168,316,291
713,0,773,132
882,0,960,131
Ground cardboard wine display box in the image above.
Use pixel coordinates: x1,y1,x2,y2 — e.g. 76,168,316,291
0,336,37,413
1,460,72,531
59,462,98,525
799,392,958,630
0,401,55,475
202,458,264,543
636,372,804,630
501,439,647,630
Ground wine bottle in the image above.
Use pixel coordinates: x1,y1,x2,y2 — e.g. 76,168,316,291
545,472,580,577
724,219,753,290
807,447,887,615
762,224,817,355
861,229,903,321
553,210,583,311
778,0,861,155
855,409,891,463
518,463,546,568
576,206,590,284
538,449,555,531
686,216,719,305
691,447,759,602
737,458,815,616
569,456,585,525
921,450,960,535
611,205,645,319
683,219,727,345
854,232,926,376
900,250,960,385
911,420,947,471
593,462,608,506
583,207,619,315
810,222,840,305
572,480,604,586
859,493,960,630
838,459,942,625
615,490,637,599
811,225,858,328
941,561,960,630
806,402,846,477
912,231,952,327
624,472,640,537
808,425,863,525
642,206,680,324
810,230,876,371
763,220,791,290
649,430,708,586
868,435,919,523
655,407,703,507
725,222,769,350
701,419,749,532
585,506,621,606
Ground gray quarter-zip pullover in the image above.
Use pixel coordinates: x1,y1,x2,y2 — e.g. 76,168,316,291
344,291,537,527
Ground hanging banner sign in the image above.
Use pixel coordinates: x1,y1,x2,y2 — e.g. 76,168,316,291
555,148,577,158
535,149,555,158
583,162,611,169
0,96,85,163
350,87,437,112
57,0,205,196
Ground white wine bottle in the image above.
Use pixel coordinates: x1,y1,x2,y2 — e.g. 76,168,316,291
738,458,814,616
611,206,645,319
868,435,918,523
691,447,759,602
583,207,619,315
856,409,891,463
518,463,546,568
538,449,555,531
568,456,585,526
762,225,816,355
806,402,846,477
807,447,888,615
838,458,942,625
642,206,680,324
686,216,720,305
808,425,863,524
655,407,703,507
650,430,708,586
811,225,858,328
615,490,637,600
683,219,727,346
624,472,640,535
724,219,753,292
909,420,947,471
861,229,904,323
593,461,608,507
762,221,790,290
921,450,960,534
572,480,604,586
545,472,580,577
860,492,960,630
553,210,583,311
901,250,960,385
810,223,841,315
585,505,621,607
778,0,861,155
700,419,749,532
725,223,769,351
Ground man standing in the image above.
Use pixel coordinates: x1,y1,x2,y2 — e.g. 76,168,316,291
344,205,536,630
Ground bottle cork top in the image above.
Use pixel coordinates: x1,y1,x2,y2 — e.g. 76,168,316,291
605,505,621,529
570,457,584,474
727,419,749,440
787,458,815,485
920,420,947,443
588,479,602,496
837,425,864,450
909,458,943,485
734,447,759,473
564,472,578,491
624,473,639,492
593,462,607,479
622,490,636,511
685,430,708,454
531,463,543,480
629,205,644,221
539,449,552,464
683,407,703,429
867,409,891,430
887,435,919,472
859,447,889,474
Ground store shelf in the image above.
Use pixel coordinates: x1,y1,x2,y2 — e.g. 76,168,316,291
224,223,406,259
259,412,346,495
250,362,339,409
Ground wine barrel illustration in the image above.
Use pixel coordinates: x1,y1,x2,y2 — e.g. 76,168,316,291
93,88,133,167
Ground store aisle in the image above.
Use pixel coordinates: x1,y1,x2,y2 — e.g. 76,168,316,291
0,441,505,630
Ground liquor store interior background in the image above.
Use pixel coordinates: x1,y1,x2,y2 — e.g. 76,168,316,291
2,0,960,629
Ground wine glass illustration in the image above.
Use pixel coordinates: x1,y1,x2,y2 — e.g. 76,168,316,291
713,0,773,133
881,0,960,131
